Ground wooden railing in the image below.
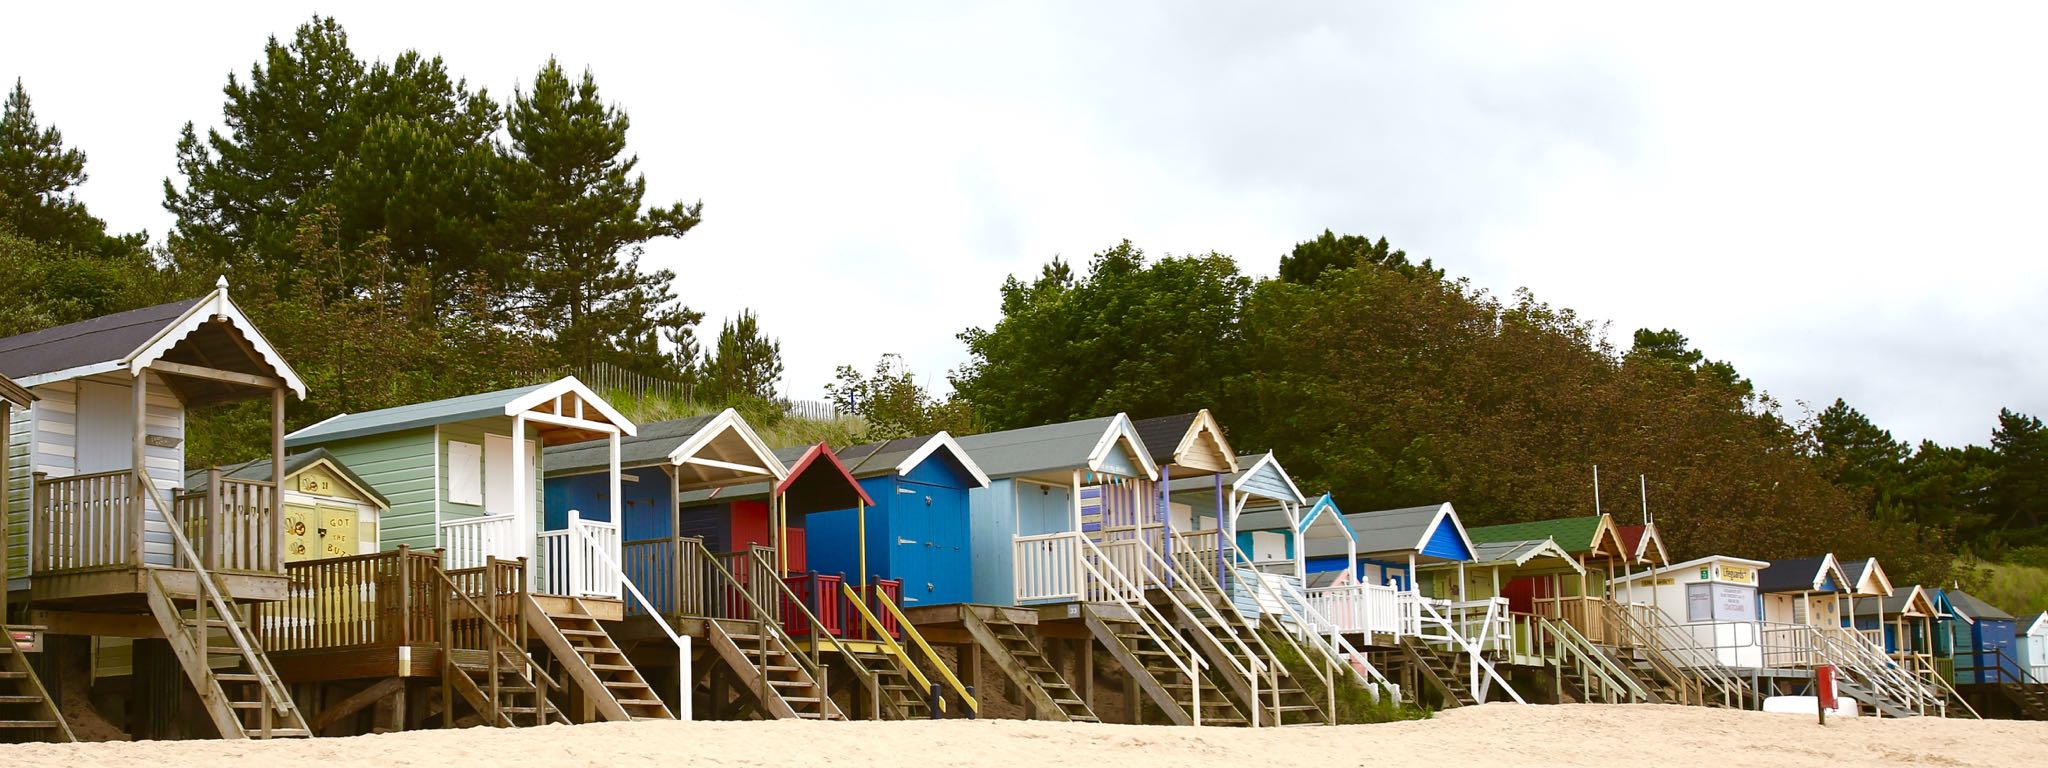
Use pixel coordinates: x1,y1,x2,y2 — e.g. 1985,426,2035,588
618,537,784,623
263,547,439,652
536,516,621,598
1012,532,1082,602
31,469,138,571
439,515,518,571
1532,595,1616,647
1306,582,1405,636
173,475,279,573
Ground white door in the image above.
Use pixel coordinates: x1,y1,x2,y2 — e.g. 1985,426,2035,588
483,433,540,559
76,380,133,474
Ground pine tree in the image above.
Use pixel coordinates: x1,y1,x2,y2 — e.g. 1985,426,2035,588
0,80,138,252
500,57,701,370
702,310,783,404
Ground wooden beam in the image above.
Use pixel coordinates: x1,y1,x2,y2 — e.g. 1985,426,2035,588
28,609,167,638
521,410,619,435
147,360,281,389
310,677,403,732
681,456,775,476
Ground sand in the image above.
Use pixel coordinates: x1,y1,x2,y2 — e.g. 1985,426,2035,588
2,704,2042,768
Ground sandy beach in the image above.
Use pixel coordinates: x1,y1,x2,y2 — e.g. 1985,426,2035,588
2,705,2042,768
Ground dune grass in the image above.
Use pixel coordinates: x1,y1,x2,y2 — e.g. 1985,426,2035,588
1953,558,2048,618
598,387,872,450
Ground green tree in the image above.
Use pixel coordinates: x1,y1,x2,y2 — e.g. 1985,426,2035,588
827,354,977,441
500,58,701,371
700,310,783,404
1277,229,1438,285
0,80,141,253
952,241,1252,430
1811,399,1908,492
1988,409,2048,547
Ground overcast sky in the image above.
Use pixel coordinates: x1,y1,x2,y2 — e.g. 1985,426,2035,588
8,2,2044,446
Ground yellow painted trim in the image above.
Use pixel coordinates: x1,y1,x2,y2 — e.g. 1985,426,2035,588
870,586,978,714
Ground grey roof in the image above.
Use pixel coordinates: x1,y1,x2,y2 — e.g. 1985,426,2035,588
1850,586,1933,617
836,434,938,478
1758,556,1832,593
1944,589,2014,621
286,382,553,447
954,416,1119,479
1233,509,1295,533
1306,570,1348,589
1344,504,1448,557
545,414,719,475
1165,453,1272,495
1469,539,1574,568
1132,413,1198,465
0,297,204,380
183,447,390,507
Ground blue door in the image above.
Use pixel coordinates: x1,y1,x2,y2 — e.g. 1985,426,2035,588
897,480,969,605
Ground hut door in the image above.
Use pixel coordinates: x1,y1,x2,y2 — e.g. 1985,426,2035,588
317,504,359,558
283,503,318,562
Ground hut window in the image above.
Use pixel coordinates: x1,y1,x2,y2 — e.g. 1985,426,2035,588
449,440,483,505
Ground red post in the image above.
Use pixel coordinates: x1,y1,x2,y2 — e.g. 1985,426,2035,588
1815,664,1836,724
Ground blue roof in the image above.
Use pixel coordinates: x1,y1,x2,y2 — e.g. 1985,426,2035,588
286,383,553,446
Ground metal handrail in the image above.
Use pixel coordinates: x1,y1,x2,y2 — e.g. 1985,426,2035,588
1610,601,1746,706
567,519,691,720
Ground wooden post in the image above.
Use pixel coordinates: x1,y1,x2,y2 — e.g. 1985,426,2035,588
29,472,45,574
1,399,8,619
272,387,285,573
207,467,224,570
397,545,414,647
486,555,501,719
438,549,452,728
131,372,147,567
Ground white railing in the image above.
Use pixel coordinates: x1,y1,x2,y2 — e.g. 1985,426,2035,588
1410,595,1524,703
439,514,519,570
538,515,622,598
1090,538,1152,602
1308,582,1406,636
1014,532,1083,603
1073,534,1212,724
1218,537,1400,698
565,514,691,720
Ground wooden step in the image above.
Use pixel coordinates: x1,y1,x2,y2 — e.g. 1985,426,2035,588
0,720,60,729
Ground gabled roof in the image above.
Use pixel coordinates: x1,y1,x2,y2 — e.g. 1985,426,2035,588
2022,612,2048,636
1758,554,1850,594
289,377,632,448
1236,493,1357,559
1611,554,1771,585
545,409,787,492
184,447,391,509
1616,523,1670,566
776,443,878,508
954,414,1158,482
1342,503,1476,563
1843,557,1893,598
0,282,305,402
1232,452,1306,506
1944,589,2014,622
1466,515,1625,558
1131,410,1238,475
0,371,34,408
1468,539,1584,573
1851,585,1938,618
838,431,992,488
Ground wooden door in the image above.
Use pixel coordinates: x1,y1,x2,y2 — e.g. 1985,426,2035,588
316,504,358,558
283,503,318,562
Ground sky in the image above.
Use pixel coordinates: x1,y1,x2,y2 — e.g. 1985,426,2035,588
7,2,2045,447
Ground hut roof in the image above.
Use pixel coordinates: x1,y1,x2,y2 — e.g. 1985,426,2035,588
1849,585,1938,618
837,431,991,487
1468,539,1584,572
1130,410,1237,475
0,283,305,404
1758,555,1850,594
548,413,721,473
1616,523,1670,565
0,371,34,408
1944,589,2014,622
184,447,390,508
289,377,633,448
954,414,1157,482
1467,515,1624,557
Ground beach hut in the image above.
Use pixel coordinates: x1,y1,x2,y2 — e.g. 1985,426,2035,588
1946,589,2021,684
283,379,680,726
1462,515,1633,643
1611,555,1770,668
0,371,68,741
1332,502,1476,593
804,432,990,607
182,448,389,562
1758,555,1854,631
1849,585,1942,661
0,281,313,739
2020,612,2047,683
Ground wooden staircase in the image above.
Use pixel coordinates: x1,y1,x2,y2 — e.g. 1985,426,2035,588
1080,604,1244,726
1173,572,1328,725
445,646,567,727
1599,647,1678,704
0,628,72,742
523,596,672,722
142,572,310,738
1400,636,1477,708
958,609,1098,722
1994,683,2048,720
848,649,933,719
705,618,843,720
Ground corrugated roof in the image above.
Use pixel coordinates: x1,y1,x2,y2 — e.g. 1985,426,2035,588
183,447,390,507
0,297,204,380
1944,589,2014,621
1132,413,1197,465
837,434,938,478
286,382,553,446
1344,504,1446,556
546,414,719,474
1467,516,1604,552
955,415,1124,479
